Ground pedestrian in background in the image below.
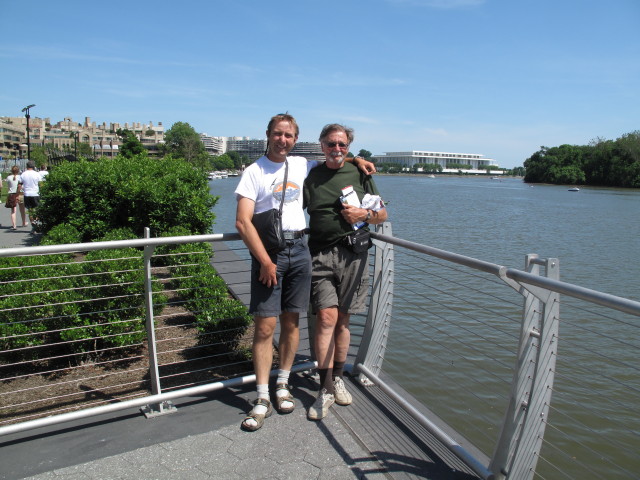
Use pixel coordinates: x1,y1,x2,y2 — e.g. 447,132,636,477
5,166,24,230
21,161,41,232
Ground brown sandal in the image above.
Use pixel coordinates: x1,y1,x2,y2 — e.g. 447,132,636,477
241,398,273,431
274,383,295,414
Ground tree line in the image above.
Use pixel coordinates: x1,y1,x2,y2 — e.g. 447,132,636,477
523,131,640,187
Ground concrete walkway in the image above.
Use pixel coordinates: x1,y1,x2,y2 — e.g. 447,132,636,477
0,373,388,480
0,222,41,249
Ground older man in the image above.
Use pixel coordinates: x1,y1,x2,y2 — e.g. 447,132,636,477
303,124,387,420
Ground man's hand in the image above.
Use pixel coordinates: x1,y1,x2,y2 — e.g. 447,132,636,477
341,204,367,224
354,156,376,174
258,261,278,287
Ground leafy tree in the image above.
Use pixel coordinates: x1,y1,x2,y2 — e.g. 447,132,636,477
116,128,147,158
523,132,640,187
357,149,373,161
29,145,49,166
227,151,244,169
212,153,234,171
163,121,209,168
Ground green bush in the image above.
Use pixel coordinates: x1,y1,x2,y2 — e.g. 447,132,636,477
153,226,213,268
39,224,83,246
2,155,250,368
0,254,83,358
171,258,251,353
74,245,166,353
35,155,218,242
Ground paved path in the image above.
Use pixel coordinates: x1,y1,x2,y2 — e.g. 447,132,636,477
1,374,388,480
0,222,40,249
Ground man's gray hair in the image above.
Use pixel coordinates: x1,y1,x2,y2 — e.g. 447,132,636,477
318,124,354,145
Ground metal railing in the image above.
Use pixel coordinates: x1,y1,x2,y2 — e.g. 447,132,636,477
1,226,639,479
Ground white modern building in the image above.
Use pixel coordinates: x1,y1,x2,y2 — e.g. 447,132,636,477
372,150,500,173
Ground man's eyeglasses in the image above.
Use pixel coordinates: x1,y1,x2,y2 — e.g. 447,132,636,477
325,142,349,149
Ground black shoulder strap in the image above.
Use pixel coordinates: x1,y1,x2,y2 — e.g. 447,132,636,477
279,160,288,213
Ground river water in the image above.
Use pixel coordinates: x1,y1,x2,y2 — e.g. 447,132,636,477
209,174,640,477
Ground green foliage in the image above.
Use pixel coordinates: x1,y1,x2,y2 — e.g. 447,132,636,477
29,145,49,167
212,153,234,171
39,224,82,246
0,254,83,356
153,226,213,268
163,121,209,168
357,149,373,161
1,148,249,368
524,131,640,187
116,128,147,158
226,151,245,169
168,243,250,353
35,155,218,241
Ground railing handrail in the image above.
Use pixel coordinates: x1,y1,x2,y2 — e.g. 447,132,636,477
371,231,640,317
0,233,242,258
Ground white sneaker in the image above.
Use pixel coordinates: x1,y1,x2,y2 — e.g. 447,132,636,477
307,388,335,420
333,377,352,406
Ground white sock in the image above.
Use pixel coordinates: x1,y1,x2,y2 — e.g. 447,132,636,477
257,384,269,401
276,369,290,387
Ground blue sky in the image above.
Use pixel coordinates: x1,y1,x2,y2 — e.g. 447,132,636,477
2,0,638,168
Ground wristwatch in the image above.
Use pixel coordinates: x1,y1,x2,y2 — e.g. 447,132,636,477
365,210,372,222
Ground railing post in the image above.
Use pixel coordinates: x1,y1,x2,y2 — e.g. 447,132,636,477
489,255,560,480
140,227,176,417
355,222,394,385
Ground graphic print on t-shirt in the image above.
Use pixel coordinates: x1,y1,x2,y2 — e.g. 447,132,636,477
272,180,301,204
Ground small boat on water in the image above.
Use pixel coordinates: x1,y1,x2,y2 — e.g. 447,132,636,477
568,187,580,192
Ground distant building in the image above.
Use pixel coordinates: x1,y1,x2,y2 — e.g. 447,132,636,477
0,115,165,162
372,150,499,173
200,133,224,157
291,142,324,162
0,118,25,163
224,137,267,162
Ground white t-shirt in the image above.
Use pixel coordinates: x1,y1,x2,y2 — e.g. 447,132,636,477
6,174,22,194
21,169,41,197
235,155,319,232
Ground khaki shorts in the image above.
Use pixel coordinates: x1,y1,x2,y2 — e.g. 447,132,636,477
310,244,369,314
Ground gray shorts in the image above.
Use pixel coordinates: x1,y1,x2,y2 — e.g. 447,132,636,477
310,244,369,314
249,237,312,318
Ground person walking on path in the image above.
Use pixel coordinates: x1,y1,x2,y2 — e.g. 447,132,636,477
20,161,41,231
303,123,387,421
5,166,24,230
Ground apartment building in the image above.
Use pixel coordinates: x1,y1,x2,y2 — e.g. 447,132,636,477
0,115,165,162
